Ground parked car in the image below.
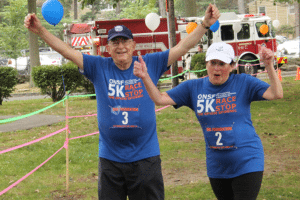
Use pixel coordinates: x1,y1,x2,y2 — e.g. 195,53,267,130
277,39,300,58
275,35,288,44
0,57,8,66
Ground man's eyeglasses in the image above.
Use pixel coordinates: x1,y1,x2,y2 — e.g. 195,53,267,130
109,38,132,47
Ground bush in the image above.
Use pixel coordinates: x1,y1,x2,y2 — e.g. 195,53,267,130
0,67,18,105
190,52,207,78
81,76,96,99
32,62,83,102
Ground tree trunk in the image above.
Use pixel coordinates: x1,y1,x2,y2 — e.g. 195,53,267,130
74,0,78,20
168,0,179,87
28,0,40,87
116,2,121,15
184,0,197,17
296,2,300,57
238,0,245,14
158,0,167,17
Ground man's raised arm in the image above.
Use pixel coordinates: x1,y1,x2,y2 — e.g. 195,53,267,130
24,13,83,69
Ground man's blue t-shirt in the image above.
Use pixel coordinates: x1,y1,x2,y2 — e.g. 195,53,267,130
81,51,169,163
167,74,270,178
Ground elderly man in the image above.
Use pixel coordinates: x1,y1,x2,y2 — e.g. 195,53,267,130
24,4,220,200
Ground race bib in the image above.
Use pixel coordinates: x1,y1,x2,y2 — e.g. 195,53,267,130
109,105,140,129
204,125,237,150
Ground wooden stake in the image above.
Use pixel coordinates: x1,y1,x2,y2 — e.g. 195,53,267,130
65,96,69,192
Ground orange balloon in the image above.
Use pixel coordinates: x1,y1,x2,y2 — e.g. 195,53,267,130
186,22,198,34
260,24,269,35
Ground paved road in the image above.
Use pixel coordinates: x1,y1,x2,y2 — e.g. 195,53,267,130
4,93,50,102
0,115,65,133
1,94,65,133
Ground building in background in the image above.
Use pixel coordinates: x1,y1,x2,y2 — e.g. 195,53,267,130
248,0,296,38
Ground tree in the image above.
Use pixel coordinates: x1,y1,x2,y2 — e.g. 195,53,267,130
0,0,29,68
28,0,40,87
0,0,9,23
80,1,108,21
185,0,196,17
119,0,158,19
167,0,179,87
158,0,167,17
79,0,120,9
74,0,78,20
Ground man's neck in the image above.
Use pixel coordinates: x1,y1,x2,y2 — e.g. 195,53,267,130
114,58,132,71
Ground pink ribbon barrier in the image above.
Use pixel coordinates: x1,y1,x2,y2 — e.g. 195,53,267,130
67,114,97,119
0,146,64,196
70,132,99,140
0,127,67,155
63,138,69,149
237,62,263,67
155,105,170,112
0,102,172,196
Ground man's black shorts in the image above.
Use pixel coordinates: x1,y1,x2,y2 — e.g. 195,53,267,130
98,155,164,200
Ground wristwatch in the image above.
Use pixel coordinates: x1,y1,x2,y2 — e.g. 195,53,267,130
201,21,210,30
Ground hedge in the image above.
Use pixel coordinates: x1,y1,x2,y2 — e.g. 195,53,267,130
190,52,207,78
0,67,18,105
32,62,83,102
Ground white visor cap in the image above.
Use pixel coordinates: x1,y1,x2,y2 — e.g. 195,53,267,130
205,42,235,64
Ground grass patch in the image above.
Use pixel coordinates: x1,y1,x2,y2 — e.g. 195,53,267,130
0,77,299,199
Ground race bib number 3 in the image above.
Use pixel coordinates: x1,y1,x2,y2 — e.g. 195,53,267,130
110,105,140,128
205,126,236,150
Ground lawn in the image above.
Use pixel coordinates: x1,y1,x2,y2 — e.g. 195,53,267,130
0,77,299,199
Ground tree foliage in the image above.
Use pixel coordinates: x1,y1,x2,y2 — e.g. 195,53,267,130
119,0,158,19
0,0,28,61
79,0,120,9
80,1,109,21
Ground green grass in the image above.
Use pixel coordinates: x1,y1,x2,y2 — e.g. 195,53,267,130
0,77,299,199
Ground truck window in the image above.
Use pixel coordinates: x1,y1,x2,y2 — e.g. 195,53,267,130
237,24,250,40
256,22,270,38
221,25,234,41
268,21,275,38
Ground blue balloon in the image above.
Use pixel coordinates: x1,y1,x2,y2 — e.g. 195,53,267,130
42,0,64,26
210,20,219,32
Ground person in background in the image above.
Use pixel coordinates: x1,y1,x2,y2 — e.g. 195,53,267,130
133,42,283,200
197,44,203,53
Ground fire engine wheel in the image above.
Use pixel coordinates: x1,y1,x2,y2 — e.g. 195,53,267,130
238,56,258,77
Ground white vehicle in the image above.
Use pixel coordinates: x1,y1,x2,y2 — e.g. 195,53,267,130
277,39,300,57
7,57,29,71
40,51,63,66
275,35,288,44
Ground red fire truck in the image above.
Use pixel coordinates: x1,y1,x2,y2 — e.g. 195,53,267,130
63,18,183,77
180,12,287,75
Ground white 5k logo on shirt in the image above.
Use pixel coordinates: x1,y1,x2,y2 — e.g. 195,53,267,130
197,92,237,115
108,78,144,100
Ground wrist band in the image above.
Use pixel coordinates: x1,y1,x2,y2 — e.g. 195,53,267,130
201,21,210,30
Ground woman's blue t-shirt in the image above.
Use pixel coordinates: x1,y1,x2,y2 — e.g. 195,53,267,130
81,50,169,163
167,74,270,178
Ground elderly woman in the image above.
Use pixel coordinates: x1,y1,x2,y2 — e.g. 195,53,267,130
133,42,283,200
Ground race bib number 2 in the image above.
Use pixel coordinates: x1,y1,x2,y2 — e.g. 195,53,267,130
205,126,236,150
